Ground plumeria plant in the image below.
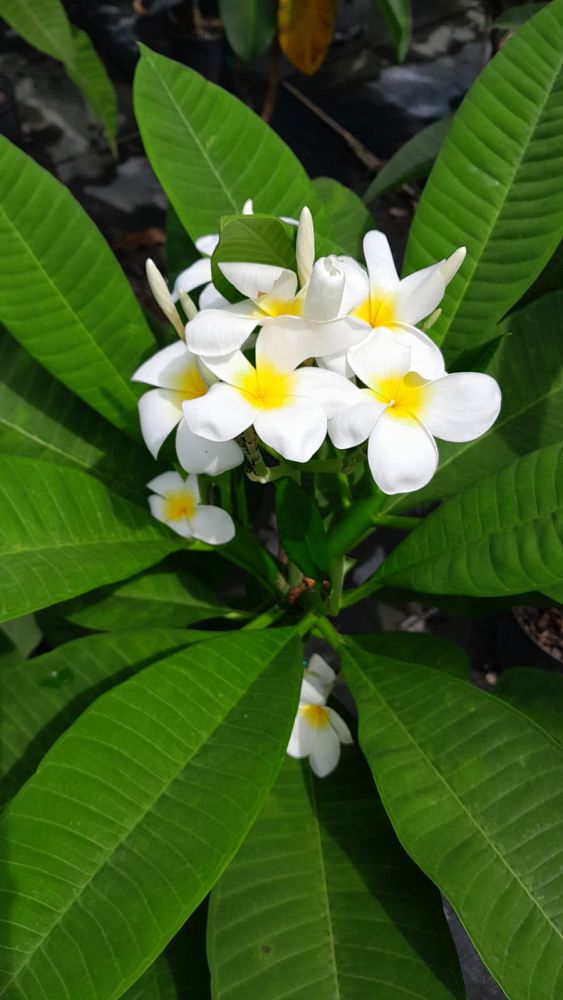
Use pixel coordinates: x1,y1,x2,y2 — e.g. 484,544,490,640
0,4,562,999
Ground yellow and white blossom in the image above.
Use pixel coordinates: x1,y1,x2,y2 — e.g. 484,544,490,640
329,332,501,494
287,669,352,778
183,332,360,463
132,341,243,474
147,471,235,544
332,231,466,379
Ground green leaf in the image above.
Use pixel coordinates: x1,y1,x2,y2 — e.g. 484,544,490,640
275,477,329,580
364,116,452,203
0,0,74,64
123,902,210,999
494,666,563,745
0,329,155,501
383,290,563,511
373,443,563,598
218,0,277,62
58,565,242,631
218,523,285,596
343,637,563,1000
0,136,154,434
0,457,182,622
68,28,118,151
209,751,463,999
0,627,213,804
353,631,469,680
211,214,296,302
403,1,563,355
492,3,547,30
0,629,302,1000
133,46,324,242
516,240,563,312
378,0,412,61
312,176,373,257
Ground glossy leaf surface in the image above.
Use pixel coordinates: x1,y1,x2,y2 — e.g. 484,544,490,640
275,476,329,580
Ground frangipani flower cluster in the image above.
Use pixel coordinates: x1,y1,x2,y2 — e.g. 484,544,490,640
133,203,501,539
287,654,353,778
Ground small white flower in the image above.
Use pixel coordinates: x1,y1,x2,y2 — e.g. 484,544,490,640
185,208,365,361
287,675,353,778
329,331,501,495
335,231,466,379
147,471,235,544
146,259,185,339
183,333,360,464
303,653,336,698
132,341,243,474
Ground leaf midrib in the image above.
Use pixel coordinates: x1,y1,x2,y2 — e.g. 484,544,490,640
1,634,295,997
347,652,563,954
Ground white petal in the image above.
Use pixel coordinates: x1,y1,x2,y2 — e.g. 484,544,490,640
317,351,353,377
185,473,201,503
303,256,344,320
201,349,256,388
368,410,438,495
175,420,243,475
441,247,466,285
219,262,297,301
396,265,445,325
148,494,167,524
146,259,184,337
195,233,219,257
422,372,502,442
287,715,315,759
186,303,258,357
337,256,370,315
300,677,327,704
309,727,341,778
147,470,186,496
394,324,446,379
189,505,235,545
173,258,212,299
291,367,364,418
184,383,257,442
296,206,315,287
256,317,364,374
255,398,327,462
132,341,190,388
327,707,353,745
306,654,335,691
198,283,229,310
363,231,399,295
242,198,254,215
329,398,382,449
348,329,411,389
137,388,182,458
165,517,195,539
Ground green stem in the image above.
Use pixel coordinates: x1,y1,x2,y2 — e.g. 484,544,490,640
373,514,422,530
314,615,346,650
235,473,249,525
243,606,285,630
328,555,345,616
327,490,386,557
241,428,270,481
341,577,383,608
294,609,319,638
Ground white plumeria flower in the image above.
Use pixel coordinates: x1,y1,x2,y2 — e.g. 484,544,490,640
147,471,235,544
183,330,360,464
287,674,353,778
303,653,336,699
132,341,243,475
334,231,466,379
185,208,364,360
329,331,501,495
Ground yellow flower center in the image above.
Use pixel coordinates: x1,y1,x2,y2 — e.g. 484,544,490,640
170,362,208,400
237,364,294,410
257,294,304,319
352,292,397,328
371,373,427,420
299,704,330,729
164,492,196,521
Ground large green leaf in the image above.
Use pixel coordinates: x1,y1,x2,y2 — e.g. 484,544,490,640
133,46,324,242
384,290,563,511
218,0,277,62
0,629,302,1000
0,457,181,622
492,3,547,30
494,666,563,745
68,28,118,151
404,1,563,354
343,638,563,1000
364,116,451,203
0,627,214,804
0,136,153,434
372,443,563,598
312,176,373,258
0,330,154,501
0,0,74,64
353,630,469,680
58,565,242,631
275,476,329,580
209,751,462,999
211,214,296,302
123,902,210,999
